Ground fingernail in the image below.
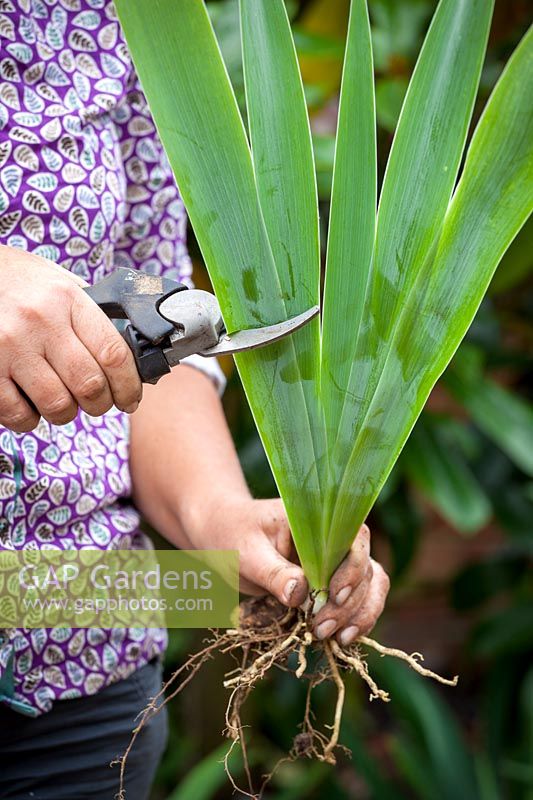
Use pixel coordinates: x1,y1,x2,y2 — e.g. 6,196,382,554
124,401,139,414
315,619,336,640
335,586,352,606
339,625,359,646
283,578,298,604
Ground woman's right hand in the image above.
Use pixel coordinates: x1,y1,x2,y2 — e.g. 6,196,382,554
0,245,142,432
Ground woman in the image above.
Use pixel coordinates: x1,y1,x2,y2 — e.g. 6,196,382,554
0,2,390,798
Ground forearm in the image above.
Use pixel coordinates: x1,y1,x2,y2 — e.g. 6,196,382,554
129,364,250,548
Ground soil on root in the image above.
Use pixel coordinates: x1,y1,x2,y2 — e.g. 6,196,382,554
114,595,458,800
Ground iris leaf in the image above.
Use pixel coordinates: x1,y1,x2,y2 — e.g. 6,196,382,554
116,1,532,589
321,0,376,451
320,0,376,572
116,0,326,586
325,0,494,576
329,23,533,565
239,0,327,575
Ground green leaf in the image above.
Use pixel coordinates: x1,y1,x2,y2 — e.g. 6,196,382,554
372,657,480,800
446,371,533,477
239,0,326,580
388,738,438,800
374,0,492,347
370,0,433,71
326,0,494,577
321,0,376,436
274,762,329,800
375,76,408,133
320,0,376,572
116,0,326,587
344,0,493,413
327,17,532,578
471,604,533,659
207,0,243,99
166,741,252,800
239,0,324,465
117,0,532,593
292,28,344,59
474,753,503,800
343,720,410,799
240,0,321,328
402,416,492,534
115,0,270,331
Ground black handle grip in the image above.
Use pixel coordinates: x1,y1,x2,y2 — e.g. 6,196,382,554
84,267,187,344
84,268,189,384
122,324,171,384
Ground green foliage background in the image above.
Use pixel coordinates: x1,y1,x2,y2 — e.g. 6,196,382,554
149,1,532,797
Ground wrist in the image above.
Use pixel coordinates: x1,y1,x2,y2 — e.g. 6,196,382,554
175,487,253,549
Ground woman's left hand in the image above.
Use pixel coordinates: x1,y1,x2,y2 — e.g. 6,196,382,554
200,496,390,646
311,523,390,645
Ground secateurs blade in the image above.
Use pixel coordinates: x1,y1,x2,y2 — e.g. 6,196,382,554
85,268,319,384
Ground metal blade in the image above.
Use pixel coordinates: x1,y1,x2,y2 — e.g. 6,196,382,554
198,305,320,357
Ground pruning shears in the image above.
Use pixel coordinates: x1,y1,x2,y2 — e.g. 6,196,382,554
84,268,319,384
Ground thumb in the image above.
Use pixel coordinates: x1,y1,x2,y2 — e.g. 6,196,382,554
241,538,309,608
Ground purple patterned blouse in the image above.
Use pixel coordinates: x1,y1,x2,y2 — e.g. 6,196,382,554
0,0,223,716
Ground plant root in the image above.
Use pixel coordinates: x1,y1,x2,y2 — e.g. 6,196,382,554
357,635,459,687
114,595,458,800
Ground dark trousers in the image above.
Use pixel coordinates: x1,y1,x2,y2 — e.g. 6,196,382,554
0,659,168,800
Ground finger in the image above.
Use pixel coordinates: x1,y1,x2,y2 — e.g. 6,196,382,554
313,564,373,640
337,560,390,646
328,524,371,604
238,575,268,596
239,536,308,608
71,291,142,413
259,497,296,560
45,333,114,418
0,376,40,432
12,358,78,427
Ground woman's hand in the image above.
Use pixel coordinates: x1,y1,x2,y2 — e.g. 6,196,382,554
129,366,390,645
311,524,390,645
0,245,142,431
196,496,390,646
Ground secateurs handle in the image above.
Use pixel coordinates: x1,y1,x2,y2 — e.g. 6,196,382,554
84,268,188,384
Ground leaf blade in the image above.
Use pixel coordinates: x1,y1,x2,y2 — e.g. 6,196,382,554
402,417,492,533
446,372,533,477
321,0,376,439
239,0,326,578
116,0,271,331
116,0,326,585
240,0,320,317
239,0,325,538
372,0,494,339
333,0,493,449
327,21,533,577
324,0,494,577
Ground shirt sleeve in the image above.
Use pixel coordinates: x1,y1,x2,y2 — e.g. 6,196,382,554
110,77,226,394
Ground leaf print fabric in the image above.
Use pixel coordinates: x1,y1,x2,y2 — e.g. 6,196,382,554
0,0,224,716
